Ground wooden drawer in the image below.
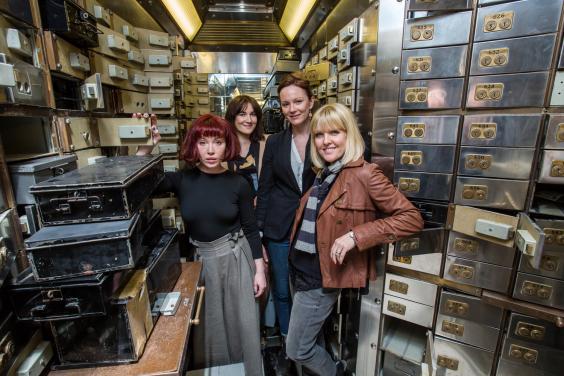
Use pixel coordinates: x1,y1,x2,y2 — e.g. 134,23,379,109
192,84,209,96
126,47,145,67
148,94,175,115
189,72,208,84
118,90,148,114
141,49,172,72
136,27,170,50
191,106,210,117
146,72,174,94
112,13,138,43
97,117,154,146
90,52,149,92
43,31,89,80
163,159,180,172
57,117,100,152
72,148,103,169
92,24,130,61
172,56,196,70
84,0,112,28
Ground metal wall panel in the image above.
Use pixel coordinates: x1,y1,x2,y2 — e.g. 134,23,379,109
499,335,564,374
458,147,534,179
507,313,564,349
474,0,563,42
400,78,465,110
436,313,501,351
454,177,529,210
470,34,556,75
395,144,456,173
401,45,468,80
447,231,516,267
434,336,495,376
444,255,513,292
460,114,542,147
408,0,473,11
466,72,549,108
394,172,453,201
387,249,443,276
397,116,460,145
513,272,564,310
403,12,472,49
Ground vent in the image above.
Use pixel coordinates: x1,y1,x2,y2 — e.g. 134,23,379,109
193,20,289,47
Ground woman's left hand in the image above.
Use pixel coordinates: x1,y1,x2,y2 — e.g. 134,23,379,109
253,259,267,298
330,233,356,265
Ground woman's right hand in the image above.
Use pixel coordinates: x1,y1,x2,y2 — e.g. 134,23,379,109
134,113,161,156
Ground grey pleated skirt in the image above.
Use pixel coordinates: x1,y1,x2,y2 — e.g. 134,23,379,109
190,230,263,376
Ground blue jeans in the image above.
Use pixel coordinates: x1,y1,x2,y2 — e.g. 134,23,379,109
286,288,341,376
266,240,291,336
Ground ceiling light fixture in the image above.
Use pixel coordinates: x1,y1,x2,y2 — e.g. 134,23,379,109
279,0,317,42
161,0,202,41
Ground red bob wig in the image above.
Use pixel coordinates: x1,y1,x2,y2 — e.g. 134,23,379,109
181,114,240,164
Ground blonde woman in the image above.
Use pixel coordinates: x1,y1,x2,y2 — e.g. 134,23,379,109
285,103,424,375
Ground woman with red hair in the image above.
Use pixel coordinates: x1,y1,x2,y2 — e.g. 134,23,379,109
138,114,266,375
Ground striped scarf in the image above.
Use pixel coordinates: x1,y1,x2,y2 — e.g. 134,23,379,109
294,160,343,254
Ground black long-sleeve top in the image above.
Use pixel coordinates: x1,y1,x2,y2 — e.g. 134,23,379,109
156,168,262,259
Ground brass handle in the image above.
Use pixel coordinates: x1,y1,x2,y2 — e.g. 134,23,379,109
190,286,205,326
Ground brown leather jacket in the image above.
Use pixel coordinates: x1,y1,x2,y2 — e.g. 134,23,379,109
290,159,424,288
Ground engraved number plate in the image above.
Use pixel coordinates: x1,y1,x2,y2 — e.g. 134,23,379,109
465,154,493,170
474,83,504,101
442,320,465,336
445,299,469,316
479,48,509,67
410,24,434,41
400,151,423,166
407,56,432,73
521,281,553,300
461,185,488,201
437,355,459,370
557,124,564,142
550,160,564,177
449,264,475,280
389,279,409,295
484,11,514,33
544,228,564,246
392,255,412,264
515,321,546,341
453,238,477,254
398,178,420,193
403,123,426,138
405,87,428,103
509,344,538,365
469,123,497,139
387,300,406,315
399,238,420,253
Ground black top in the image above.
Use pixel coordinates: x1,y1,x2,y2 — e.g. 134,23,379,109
255,127,316,242
228,141,260,198
156,168,262,259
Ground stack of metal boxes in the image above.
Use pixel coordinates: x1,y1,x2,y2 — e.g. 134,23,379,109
378,0,564,375
8,155,183,369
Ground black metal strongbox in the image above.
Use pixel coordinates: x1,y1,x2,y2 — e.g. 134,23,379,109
30,155,164,225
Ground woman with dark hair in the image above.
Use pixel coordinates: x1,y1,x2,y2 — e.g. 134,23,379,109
255,73,317,344
138,114,266,375
224,95,266,198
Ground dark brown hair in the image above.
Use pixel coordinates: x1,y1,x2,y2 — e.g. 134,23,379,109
224,95,264,142
277,72,313,99
181,114,240,164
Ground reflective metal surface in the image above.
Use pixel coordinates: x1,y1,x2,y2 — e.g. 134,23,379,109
544,115,564,149
337,89,358,112
383,294,435,328
458,147,534,179
474,0,563,42
372,117,397,157
434,336,495,376
401,45,468,80
384,273,438,306
513,272,564,310
447,231,516,267
499,335,564,374
507,313,564,349
403,12,472,49
538,150,564,184
470,34,556,75
397,116,460,145
466,72,549,108
460,114,541,147
194,52,276,74
394,171,453,201
399,78,465,110
395,228,447,258
338,66,358,92
454,176,529,210
395,144,456,173
444,255,513,292
387,246,443,276
408,0,473,11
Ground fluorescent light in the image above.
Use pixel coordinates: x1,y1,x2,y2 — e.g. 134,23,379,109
162,0,202,41
279,0,317,42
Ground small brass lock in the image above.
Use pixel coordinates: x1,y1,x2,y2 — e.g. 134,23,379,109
510,345,538,365
453,238,476,254
550,160,564,177
481,55,492,66
437,355,459,371
410,24,434,41
557,124,564,142
405,87,428,103
400,151,423,166
450,264,474,280
403,128,413,137
398,178,420,193
402,123,426,138
516,321,545,341
414,127,424,137
393,255,412,264
389,279,409,295
483,11,514,33
442,320,464,336
540,255,559,272
461,185,488,201
470,127,482,138
387,300,406,315
475,83,504,101
521,281,552,299
407,56,431,73
411,29,421,40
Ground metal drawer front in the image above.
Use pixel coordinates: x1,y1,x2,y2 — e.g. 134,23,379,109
475,0,563,42
93,25,130,60
61,117,99,151
337,90,358,112
518,249,564,280
412,201,450,226
447,231,516,267
399,78,464,110
439,291,504,328
436,313,501,351
339,18,359,46
544,115,564,149
434,336,494,376
513,273,564,310
395,227,447,258
384,273,438,306
383,295,434,328
454,177,529,210
408,0,472,11
500,336,564,374
403,12,472,49
535,218,564,252
387,247,442,276
461,114,541,147
397,116,460,145
470,34,556,76
466,72,549,108
141,49,172,72
44,32,89,80
538,150,564,184
149,94,174,114
327,75,338,96
458,147,534,179
394,144,456,173
382,351,422,376
338,67,358,92
394,172,452,201
507,313,564,349
401,46,468,80
127,48,145,65
444,256,512,292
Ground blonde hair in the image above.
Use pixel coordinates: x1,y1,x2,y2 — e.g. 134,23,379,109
310,103,365,169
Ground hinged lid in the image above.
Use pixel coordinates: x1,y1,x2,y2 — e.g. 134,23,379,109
25,213,139,249
9,155,77,174
29,155,162,192
13,267,106,288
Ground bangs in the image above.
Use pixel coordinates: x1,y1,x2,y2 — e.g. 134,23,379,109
191,118,227,140
313,119,346,133
312,109,347,134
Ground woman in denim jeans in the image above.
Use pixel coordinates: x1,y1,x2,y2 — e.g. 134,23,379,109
286,104,424,376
